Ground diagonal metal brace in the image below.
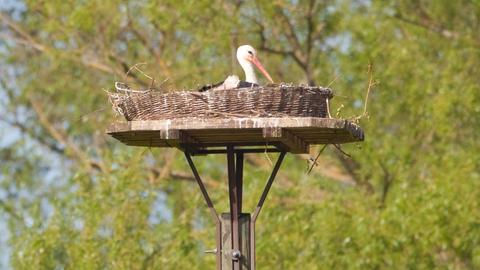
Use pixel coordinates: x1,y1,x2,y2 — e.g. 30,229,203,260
250,152,286,270
185,152,220,222
252,152,286,222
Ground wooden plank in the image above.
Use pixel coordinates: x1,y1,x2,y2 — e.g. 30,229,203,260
106,117,364,152
107,117,356,132
114,136,355,147
262,127,309,154
282,129,310,154
156,129,206,152
160,129,179,140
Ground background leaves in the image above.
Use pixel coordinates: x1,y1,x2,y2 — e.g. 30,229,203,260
1,0,479,269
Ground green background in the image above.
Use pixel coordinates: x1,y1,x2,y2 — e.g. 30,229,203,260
1,0,479,269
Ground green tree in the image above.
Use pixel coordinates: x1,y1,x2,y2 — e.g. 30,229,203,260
1,0,479,269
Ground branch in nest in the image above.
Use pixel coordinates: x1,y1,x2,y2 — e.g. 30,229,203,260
118,63,170,92
351,62,378,123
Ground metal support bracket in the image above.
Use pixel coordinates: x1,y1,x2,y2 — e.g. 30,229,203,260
184,149,286,270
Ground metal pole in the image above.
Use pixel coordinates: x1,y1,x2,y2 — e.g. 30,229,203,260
184,152,222,270
236,152,244,213
250,152,286,270
227,146,241,270
250,222,256,270
235,152,245,268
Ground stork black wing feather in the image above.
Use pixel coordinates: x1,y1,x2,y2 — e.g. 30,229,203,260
197,81,225,92
237,81,258,88
197,81,258,92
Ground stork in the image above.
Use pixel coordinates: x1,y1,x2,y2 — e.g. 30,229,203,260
198,45,273,92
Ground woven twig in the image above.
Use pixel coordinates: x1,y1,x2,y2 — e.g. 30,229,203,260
107,84,334,121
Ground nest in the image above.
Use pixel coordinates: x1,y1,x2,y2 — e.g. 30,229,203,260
108,84,333,121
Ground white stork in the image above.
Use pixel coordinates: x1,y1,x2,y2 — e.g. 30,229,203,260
198,45,273,92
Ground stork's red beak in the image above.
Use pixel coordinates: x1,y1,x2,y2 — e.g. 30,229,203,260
249,56,274,83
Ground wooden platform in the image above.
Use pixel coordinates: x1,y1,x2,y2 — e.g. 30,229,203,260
107,117,364,154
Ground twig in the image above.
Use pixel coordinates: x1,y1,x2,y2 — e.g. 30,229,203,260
362,63,376,118
158,78,170,88
326,73,341,88
307,144,328,174
115,82,149,93
149,78,155,89
326,98,332,118
333,144,351,158
204,110,253,118
351,62,378,122
264,148,273,167
77,107,106,122
126,62,153,81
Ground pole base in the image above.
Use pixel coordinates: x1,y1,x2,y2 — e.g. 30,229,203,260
221,213,251,270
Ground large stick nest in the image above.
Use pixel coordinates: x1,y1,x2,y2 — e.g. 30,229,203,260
107,83,333,121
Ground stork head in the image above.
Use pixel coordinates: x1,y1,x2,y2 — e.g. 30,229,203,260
236,45,274,84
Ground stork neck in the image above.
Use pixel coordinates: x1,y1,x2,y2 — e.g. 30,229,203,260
239,59,258,84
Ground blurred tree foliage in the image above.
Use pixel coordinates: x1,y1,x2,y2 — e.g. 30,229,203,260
1,0,480,269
